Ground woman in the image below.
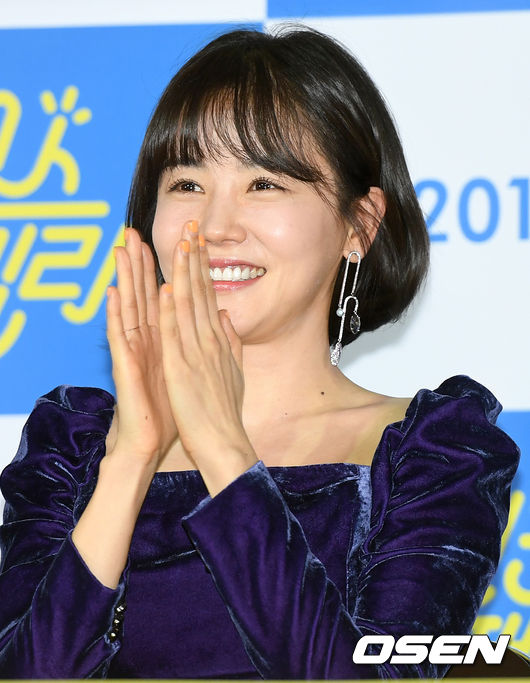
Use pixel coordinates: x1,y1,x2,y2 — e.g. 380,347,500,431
0,25,520,678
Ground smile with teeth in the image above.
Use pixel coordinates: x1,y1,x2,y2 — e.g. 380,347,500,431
209,265,266,282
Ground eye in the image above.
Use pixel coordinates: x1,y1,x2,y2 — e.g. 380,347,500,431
168,178,202,193
252,176,284,191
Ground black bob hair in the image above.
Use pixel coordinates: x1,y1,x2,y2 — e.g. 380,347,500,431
126,24,429,347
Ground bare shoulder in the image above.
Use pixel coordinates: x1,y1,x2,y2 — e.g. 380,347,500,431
373,394,413,426
341,389,413,466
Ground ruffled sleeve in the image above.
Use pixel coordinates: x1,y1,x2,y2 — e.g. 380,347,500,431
181,376,520,679
0,385,128,679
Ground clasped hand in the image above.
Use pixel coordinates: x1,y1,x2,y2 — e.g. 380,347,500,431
105,221,258,494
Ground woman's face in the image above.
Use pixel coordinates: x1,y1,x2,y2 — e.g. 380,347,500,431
152,149,357,344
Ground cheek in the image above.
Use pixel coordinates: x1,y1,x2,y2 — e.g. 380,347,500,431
151,206,181,279
265,223,300,260
271,204,341,263
265,203,330,256
280,205,344,289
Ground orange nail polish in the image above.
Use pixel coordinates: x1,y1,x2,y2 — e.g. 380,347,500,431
198,233,205,247
186,220,199,233
162,283,173,294
180,240,190,253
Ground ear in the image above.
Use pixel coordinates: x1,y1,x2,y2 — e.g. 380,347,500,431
342,186,386,259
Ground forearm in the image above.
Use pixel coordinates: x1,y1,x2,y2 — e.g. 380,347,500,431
72,451,155,589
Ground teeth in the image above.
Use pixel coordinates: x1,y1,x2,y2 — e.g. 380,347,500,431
209,265,265,282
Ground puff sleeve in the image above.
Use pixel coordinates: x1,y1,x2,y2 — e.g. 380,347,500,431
0,386,128,679
181,376,520,679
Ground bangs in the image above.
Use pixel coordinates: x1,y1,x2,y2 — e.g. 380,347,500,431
153,45,334,195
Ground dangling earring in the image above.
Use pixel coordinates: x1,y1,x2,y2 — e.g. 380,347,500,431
330,250,361,366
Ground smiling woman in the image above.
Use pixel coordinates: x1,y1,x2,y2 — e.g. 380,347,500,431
0,24,521,679
128,27,429,344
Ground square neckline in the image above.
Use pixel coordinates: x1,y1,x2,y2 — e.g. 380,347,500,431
151,413,410,479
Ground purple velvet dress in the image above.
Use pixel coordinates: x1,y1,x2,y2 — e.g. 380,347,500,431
0,376,519,679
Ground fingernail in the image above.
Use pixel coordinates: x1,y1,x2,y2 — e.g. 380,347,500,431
198,233,205,247
186,220,199,233
123,228,130,243
161,283,173,295
179,240,190,253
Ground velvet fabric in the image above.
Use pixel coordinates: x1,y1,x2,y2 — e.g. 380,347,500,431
0,375,519,679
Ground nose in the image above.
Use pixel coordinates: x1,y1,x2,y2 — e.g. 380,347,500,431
198,198,247,246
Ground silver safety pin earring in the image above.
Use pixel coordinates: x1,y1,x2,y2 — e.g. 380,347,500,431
330,250,362,366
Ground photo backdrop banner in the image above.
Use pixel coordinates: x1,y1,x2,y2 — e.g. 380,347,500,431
0,0,528,656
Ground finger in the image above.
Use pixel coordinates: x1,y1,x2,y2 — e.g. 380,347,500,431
142,242,160,328
125,228,147,326
159,282,183,365
197,232,225,338
219,309,243,371
106,286,133,385
106,287,150,438
106,285,126,352
186,221,212,339
115,244,139,332
171,237,199,350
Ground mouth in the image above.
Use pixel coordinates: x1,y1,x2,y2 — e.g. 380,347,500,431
209,265,265,282
208,259,266,283
207,260,266,291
